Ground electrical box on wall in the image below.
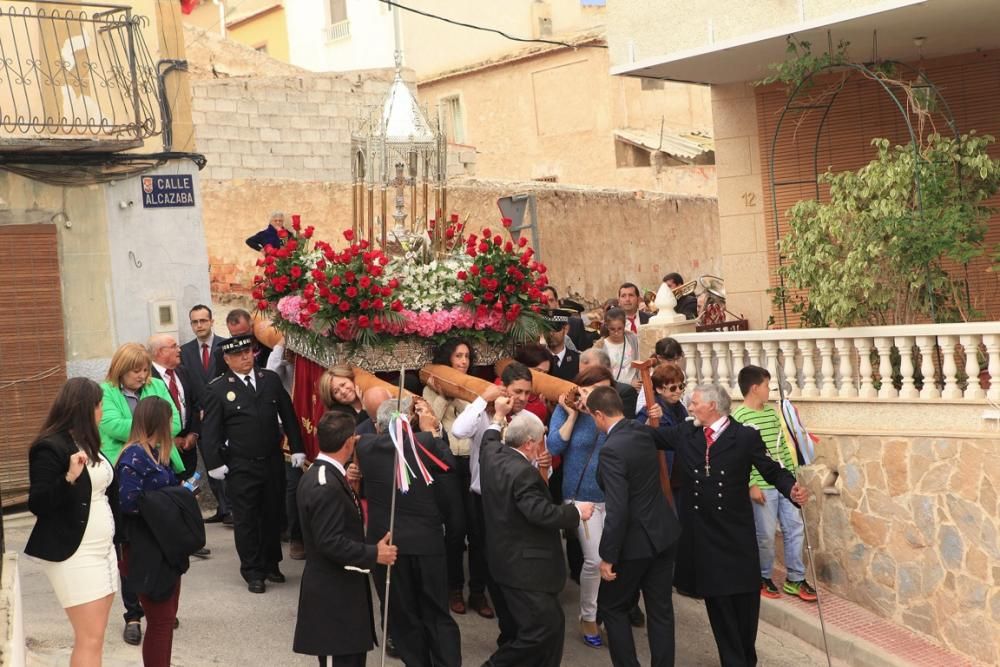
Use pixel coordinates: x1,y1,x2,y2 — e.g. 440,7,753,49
149,299,178,336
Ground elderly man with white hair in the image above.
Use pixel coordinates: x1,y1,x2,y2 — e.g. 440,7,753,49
646,382,809,667
478,400,593,667
245,210,287,251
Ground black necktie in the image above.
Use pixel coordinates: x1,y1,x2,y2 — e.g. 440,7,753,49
244,375,254,393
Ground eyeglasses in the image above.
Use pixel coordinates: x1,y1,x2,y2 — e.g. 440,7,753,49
666,383,686,392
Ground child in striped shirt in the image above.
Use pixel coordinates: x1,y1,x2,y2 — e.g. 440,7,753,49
732,365,817,602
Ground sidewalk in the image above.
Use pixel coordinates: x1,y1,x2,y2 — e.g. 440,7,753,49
764,565,986,667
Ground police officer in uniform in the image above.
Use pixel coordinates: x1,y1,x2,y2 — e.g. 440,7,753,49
201,335,305,593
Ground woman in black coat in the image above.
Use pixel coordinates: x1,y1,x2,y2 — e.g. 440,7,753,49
25,377,117,667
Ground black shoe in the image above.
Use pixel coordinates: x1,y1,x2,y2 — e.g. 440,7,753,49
123,621,142,645
266,570,286,584
628,605,646,628
222,513,234,526
193,547,211,558
248,580,266,594
386,637,400,658
204,513,225,524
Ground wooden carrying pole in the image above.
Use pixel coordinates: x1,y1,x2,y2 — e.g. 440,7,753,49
352,367,413,399
632,359,675,509
418,364,493,403
493,358,579,404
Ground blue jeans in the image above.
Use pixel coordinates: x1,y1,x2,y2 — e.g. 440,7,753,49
752,487,806,581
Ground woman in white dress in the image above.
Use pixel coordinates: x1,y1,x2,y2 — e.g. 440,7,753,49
25,377,117,667
594,307,640,386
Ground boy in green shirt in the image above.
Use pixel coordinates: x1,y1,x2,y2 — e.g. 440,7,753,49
732,365,816,602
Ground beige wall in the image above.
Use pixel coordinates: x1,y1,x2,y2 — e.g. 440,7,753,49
418,45,714,195
401,0,606,78
202,178,720,303
711,82,770,329
607,0,891,70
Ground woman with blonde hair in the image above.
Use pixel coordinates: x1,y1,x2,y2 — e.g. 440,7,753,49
26,377,116,667
317,364,368,425
98,342,183,645
116,397,192,667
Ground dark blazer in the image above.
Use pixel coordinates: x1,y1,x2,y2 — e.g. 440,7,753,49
596,420,681,565
550,348,580,382
614,381,639,419
567,316,597,352
245,225,283,252
200,368,304,470
653,419,797,597
25,432,119,561
294,459,377,657
127,486,206,601
356,431,455,556
180,335,224,388
152,365,201,477
479,428,579,593
676,294,698,320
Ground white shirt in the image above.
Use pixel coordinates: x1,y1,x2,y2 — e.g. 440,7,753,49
316,453,347,477
239,372,256,391
153,362,186,423
705,415,730,437
451,397,496,494
552,346,567,365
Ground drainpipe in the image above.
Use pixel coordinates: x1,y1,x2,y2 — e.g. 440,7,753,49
214,0,226,39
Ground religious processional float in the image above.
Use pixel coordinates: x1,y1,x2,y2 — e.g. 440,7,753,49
250,63,562,457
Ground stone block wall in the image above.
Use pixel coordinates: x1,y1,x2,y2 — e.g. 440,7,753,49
190,71,399,181
200,177,720,303
800,431,1000,664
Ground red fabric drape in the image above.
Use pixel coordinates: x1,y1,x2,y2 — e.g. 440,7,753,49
292,353,327,461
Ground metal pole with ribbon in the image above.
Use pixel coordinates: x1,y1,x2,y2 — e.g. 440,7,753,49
379,367,406,667
776,363,832,667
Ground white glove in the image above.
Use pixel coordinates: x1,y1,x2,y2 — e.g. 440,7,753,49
208,465,229,480
290,453,307,469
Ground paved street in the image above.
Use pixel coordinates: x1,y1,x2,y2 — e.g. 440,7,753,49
8,515,832,666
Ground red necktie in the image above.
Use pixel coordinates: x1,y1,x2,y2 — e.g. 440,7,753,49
628,316,638,333
703,426,716,477
165,369,182,413
201,343,210,370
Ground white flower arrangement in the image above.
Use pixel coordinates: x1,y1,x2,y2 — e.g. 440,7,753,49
387,255,471,312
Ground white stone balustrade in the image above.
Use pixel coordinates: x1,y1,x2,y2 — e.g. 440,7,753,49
664,322,1000,402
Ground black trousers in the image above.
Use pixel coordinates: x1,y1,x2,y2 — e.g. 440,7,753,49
226,454,284,582
207,474,230,516
704,591,760,667
373,553,462,667
485,586,564,667
598,544,677,667
285,462,304,541
120,572,144,623
445,456,485,595
471,492,516,646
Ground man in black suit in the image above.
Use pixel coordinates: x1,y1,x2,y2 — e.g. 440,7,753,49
544,309,580,382
479,403,593,667
618,283,651,334
180,304,230,523
586,387,681,667
653,383,809,666
356,397,461,667
200,335,305,593
225,308,272,370
293,410,397,667
581,348,638,419
663,273,699,320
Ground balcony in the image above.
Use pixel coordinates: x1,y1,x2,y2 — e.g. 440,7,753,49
0,0,161,152
324,19,349,43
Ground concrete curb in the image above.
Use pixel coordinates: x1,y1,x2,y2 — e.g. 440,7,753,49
760,596,906,667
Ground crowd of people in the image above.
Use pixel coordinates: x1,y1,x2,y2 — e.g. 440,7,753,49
25,277,816,667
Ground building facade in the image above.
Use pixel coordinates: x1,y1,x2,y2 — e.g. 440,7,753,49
0,0,209,504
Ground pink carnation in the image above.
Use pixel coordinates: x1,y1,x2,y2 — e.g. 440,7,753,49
277,295,309,326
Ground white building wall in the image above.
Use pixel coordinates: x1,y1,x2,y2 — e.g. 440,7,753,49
285,0,395,72
103,162,211,350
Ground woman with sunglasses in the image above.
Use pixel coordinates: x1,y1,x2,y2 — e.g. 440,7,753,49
637,363,689,504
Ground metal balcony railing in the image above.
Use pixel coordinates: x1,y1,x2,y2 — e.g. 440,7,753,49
0,0,161,146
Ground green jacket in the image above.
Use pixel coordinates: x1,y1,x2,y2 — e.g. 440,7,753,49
99,380,185,473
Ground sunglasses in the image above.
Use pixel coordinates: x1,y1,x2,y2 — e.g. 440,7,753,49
666,383,686,392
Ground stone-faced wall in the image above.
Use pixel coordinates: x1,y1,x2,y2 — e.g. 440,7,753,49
800,433,1000,664
201,177,720,303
